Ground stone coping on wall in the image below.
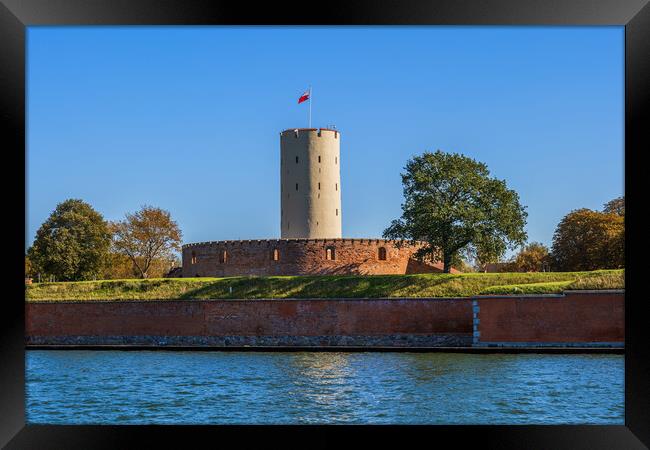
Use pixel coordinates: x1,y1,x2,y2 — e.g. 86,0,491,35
182,238,425,249
25,290,624,304
26,296,472,304
473,289,625,299
280,127,339,134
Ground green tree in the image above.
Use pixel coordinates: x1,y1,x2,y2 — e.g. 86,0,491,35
110,205,182,279
25,254,33,278
508,242,551,272
551,208,624,271
102,252,179,279
383,150,528,273
27,199,111,281
603,196,624,216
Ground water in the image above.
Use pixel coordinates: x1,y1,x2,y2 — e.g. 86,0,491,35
26,351,624,424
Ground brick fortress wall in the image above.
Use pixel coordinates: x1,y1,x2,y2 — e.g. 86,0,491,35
182,239,454,277
25,292,623,348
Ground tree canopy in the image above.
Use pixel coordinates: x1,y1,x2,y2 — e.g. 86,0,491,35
550,207,624,271
383,150,528,272
507,242,551,272
27,199,111,281
110,205,182,279
603,196,624,217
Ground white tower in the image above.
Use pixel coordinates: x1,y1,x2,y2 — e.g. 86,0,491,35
280,128,342,239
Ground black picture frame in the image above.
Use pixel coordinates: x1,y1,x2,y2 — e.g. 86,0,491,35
2,0,648,448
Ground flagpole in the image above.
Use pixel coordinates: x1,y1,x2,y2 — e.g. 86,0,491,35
309,86,312,128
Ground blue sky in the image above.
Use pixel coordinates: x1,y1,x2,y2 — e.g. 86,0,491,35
27,26,624,257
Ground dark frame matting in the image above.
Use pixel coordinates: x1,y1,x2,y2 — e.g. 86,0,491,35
2,0,648,448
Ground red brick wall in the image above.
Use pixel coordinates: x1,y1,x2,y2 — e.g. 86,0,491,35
26,298,473,337
477,291,624,343
26,292,624,346
182,239,455,277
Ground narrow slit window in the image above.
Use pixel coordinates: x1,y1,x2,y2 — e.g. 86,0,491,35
378,247,387,261
220,250,227,264
326,247,336,261
318,182,321,190
296,183,299,191
191,251,197,264
336,209,338,216
335,183,338,191
272,248,280,261
335,156,338,164
318,156,321,163
295,156,299,163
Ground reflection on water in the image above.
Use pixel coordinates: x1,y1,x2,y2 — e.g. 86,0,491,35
26,351,624,425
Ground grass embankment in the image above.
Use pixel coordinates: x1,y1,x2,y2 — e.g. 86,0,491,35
25,269,624,301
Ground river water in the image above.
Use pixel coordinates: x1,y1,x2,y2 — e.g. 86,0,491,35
26,350,624,424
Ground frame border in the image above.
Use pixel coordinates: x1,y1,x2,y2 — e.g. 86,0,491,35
2,0,648,447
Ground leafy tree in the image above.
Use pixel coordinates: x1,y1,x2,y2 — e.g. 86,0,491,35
508,242,551,272
102,252,179,279
451,257,476,273
25,255,33,278
603,196,624,216
551,208,624,271
383,150,528,273
110,206,182,279
27,199,111,281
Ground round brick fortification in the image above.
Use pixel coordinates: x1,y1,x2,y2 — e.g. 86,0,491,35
182,239,449,277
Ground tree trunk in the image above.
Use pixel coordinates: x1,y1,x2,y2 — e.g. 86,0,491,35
443,252,452,273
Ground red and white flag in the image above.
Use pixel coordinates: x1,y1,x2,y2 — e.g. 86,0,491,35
298,89,310,104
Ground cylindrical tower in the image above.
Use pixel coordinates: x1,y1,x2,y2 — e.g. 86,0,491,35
280,128,342,239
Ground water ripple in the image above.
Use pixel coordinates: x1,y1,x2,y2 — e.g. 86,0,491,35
26,351,624,425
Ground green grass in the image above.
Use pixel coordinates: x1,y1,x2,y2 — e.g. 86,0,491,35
25,269,624,301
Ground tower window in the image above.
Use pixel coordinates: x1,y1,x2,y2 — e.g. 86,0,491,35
272,248,280,261
326,246,336,261
336,209,338,216
318,156,321,163
378,247,387,261
335,183,338,191
318,182,321,190
296,183,299,191
220,250,227,264
295,156,299,163
335,156,338,164
191,251,197,264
